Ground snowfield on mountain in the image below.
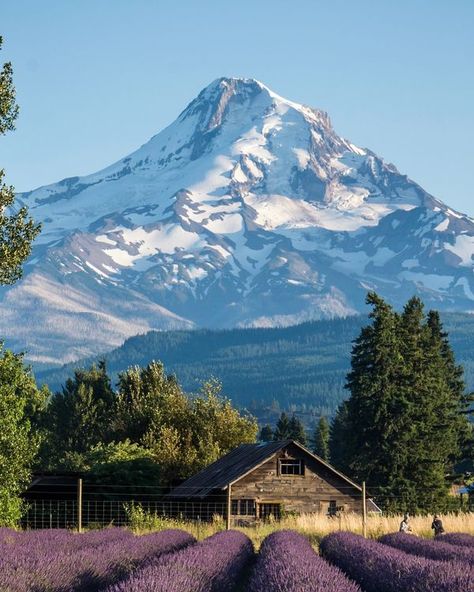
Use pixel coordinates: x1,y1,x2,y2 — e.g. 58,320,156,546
4,77,474,364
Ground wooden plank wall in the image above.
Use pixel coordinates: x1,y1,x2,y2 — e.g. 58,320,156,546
231,443,362,514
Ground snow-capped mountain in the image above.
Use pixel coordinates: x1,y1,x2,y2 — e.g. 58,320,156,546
3,77,474,364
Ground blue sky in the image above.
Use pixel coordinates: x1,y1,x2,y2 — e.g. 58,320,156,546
1,0,473,214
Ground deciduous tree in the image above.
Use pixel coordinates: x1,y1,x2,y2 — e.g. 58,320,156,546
0,347,48,525
0,36,40,284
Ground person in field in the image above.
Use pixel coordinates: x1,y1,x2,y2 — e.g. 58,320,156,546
399,514,412,533
431,514,445,536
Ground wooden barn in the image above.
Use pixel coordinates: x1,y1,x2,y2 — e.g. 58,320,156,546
169,440,380,523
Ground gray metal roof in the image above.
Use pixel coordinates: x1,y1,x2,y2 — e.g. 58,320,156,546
168,439,362,499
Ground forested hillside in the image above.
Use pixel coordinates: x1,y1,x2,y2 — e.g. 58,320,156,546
37,313,474,423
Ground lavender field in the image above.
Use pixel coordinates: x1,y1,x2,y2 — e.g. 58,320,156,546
0,527,473,592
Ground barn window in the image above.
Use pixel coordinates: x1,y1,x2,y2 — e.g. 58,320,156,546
231,499,256,515
259,503,281,520
279,458,304,476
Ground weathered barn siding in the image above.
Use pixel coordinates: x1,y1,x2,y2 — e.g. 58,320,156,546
168,440,374,522
231,443,362,516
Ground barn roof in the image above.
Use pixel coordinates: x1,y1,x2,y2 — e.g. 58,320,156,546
168,439,362,499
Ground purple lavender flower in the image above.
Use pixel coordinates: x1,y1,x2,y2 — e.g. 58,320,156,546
379,532,474,563
0,528,194,592
247,530,361,592
320,532,474,592
439,532,474,548
105,530,253,592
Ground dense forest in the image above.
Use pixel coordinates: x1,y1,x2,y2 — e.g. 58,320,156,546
37,313,474,424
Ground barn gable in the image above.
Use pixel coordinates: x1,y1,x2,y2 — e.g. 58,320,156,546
168,440,379,516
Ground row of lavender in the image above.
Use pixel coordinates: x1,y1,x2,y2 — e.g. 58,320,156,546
108,529,363,592
0,527,194,592
0,528,362,592
320,531,474,592
1,527,473,592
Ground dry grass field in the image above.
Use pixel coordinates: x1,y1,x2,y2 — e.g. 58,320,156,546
129,511,474,547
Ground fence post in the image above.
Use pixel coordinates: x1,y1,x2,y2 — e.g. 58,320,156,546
77,478,83,533
362,481,367,538
226,483,232,530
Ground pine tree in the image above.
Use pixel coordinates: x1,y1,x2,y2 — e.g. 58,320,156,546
259,424,273,442
0,37,40,284
344,292,402,494
288,415,307,445
334,292,471,512
273,412,290,440
329,401,352,472
312,417,330,461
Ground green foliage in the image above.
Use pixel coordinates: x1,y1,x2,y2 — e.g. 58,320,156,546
0,346,48,526
312,417,330,461
39,317,368,418
38,313,474,423
329,401,351,473
259,424,274,442
331,292,472,513
40,360,258,484
114,361,182,443
288,415,307,445
272,412,307,444
39,361,115,469
0,37,40,285
84,440,162,493
273,412,290,440
116,367,258,481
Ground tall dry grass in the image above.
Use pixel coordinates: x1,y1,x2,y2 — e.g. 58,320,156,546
129,511,474,548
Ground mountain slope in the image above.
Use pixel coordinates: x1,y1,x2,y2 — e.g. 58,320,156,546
4,77,474,363
36,313,474,422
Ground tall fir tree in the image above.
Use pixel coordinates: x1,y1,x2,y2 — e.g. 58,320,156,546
329,401,352,473
259,424,273,442
312,417,330,461
331,292,471,512
273,412,290,440
288,415,307,445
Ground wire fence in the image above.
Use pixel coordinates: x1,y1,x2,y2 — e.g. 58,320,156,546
21,479,473,530
21,499,228,530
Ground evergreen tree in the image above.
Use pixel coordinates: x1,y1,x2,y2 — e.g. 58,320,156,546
273,412,290,440
333,292,471,512
329,401,352,473
0,37,40,284
288,414,307,445
259,424,273,442
312,416,330,461
344,292,402,495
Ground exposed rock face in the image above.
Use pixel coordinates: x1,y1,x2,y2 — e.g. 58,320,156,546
4,77,474,364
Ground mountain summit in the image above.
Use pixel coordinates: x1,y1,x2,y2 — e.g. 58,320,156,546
6,77,474,363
